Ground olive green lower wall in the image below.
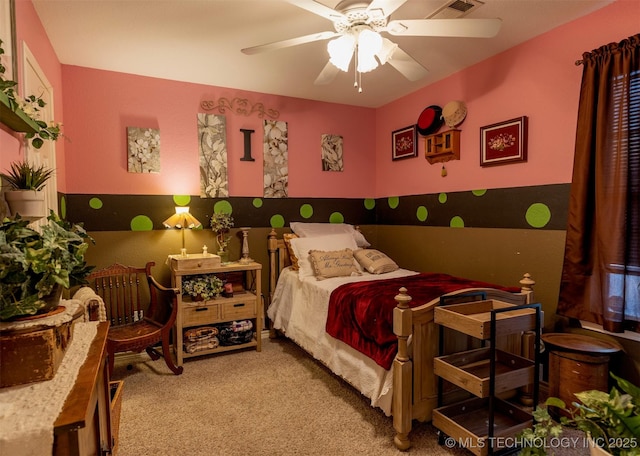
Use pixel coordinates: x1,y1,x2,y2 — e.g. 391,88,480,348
373,226,566,329
85,225,565,328
84,225,639,379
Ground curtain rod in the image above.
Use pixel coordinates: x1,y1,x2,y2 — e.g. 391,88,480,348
575,59,583,66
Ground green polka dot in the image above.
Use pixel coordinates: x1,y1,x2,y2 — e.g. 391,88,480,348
252,198,263,208
60,196,66,218
173,195,191,206
214,200,233,214
364,199,375,210
329,212,344,223
270,214,285,228
472,189,487,196
388,197,399,209
89,197,103,209
300,204,313,219
131,215,153,231
416,206,428,222
438,193,447,204
526,203,551,228
450,216,464,228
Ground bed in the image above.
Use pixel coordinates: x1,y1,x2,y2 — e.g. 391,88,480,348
266,225,536,450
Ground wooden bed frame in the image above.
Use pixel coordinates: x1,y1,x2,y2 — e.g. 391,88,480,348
266,230,536,450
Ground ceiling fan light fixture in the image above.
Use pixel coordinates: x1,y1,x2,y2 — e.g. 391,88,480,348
357,28,383,54
357,47,379,73
328,34,355,71
376,37,398,64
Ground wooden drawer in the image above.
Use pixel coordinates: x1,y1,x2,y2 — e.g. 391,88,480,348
221,299,256,320
169,253,221,271
183,303,220,326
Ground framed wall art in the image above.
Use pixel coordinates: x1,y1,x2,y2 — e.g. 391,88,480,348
480,116,528,166
0,0,16,81
392,125,417,161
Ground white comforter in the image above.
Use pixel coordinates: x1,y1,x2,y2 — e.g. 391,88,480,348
267,267,418,416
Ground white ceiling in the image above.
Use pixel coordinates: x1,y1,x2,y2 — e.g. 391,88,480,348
32,0,613,108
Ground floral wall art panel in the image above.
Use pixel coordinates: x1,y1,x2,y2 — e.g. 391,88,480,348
321,134,344,172
263,120,288,198
127,127,161,173
198,113,228,198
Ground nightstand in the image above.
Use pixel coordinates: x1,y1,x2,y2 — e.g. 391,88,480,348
168,255,262,367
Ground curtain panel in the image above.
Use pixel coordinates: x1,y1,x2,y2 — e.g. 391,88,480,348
558,34,640,333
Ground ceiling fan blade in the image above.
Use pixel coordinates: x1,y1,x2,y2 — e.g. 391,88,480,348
386,47,429,81
386,18,502,38
285,0,345,22
241,31,339,55
366,0,408,19
314,61,341,85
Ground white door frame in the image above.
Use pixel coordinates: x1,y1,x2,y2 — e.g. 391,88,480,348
22,42,58,226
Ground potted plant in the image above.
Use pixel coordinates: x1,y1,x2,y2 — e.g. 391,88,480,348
1,160,55,219
210,212,234,262
518,373,640,456
182,274,224,301
0,212,95,320
1,40,62,149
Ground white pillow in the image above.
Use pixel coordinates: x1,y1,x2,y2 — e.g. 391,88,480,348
290,233,360,279
290,222,370,248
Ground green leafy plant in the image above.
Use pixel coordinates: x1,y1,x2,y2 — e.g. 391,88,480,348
0,39,62,149
0,212,95,320
182,274,223,301
519,373,640,456
1,161,55,190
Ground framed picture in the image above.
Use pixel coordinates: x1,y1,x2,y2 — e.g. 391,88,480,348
480,116,528,166
392,125,417,160
0,0,17,81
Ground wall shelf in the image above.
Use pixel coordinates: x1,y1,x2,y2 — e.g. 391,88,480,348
424,129,460,164
0,91,38,134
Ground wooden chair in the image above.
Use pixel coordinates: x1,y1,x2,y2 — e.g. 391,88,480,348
86,262,183,376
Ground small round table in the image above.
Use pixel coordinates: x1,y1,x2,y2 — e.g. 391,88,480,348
542,333,622,417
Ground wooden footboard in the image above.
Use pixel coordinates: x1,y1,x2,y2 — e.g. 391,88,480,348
266,230,536,451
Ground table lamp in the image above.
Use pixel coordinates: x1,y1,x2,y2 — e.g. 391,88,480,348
163,206,202,257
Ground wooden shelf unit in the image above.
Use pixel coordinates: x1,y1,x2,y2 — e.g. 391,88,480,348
170,259,262,367
424,129,461,164
433,297,542,456
0,91,39,134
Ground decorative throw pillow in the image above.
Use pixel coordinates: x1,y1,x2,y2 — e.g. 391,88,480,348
283,233,300,270
354,249,399,274
308,249,361,280
290,222,371,248
290,233,360,280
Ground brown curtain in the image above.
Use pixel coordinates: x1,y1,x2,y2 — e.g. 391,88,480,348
558,34,640,333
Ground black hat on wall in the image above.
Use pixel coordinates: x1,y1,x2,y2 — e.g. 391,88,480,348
416,105,444,136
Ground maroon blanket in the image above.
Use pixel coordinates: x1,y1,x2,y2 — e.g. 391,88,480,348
325,272,520,370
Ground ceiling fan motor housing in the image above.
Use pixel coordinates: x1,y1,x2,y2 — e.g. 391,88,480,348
333,0,388,33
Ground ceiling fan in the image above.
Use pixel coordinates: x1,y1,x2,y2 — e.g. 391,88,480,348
241,0,502,88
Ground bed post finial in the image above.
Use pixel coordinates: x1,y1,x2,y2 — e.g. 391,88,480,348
519,273,535,293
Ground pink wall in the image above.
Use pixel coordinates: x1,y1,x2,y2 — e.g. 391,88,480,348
0,0,67,188
61,67,377,197
2,0,638,200
375,0,639,197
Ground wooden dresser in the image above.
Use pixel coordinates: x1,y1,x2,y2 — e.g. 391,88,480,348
53,322,122,455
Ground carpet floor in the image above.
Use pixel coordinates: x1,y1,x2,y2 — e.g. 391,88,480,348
112,336,590,456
